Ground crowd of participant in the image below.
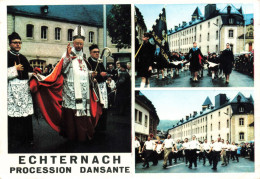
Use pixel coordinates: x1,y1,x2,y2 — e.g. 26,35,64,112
135,135,254,171
135,33,254,87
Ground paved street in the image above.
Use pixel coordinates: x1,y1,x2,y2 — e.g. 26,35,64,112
13,106,131,153
135,69,254,87
136,157,254,173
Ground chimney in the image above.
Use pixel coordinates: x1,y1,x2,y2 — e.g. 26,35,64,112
227,5,231,14
190,113,192,118
193,111,197,116
189,22,192,25
186,116,189,120
215,94,227,108
182,21,187,26
205,4,216,19
175,26,178,31
200,111,203,114
211,106,214,109
179,23,181,27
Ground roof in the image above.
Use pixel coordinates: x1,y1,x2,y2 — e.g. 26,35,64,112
219,4,242,15
202,96,213,106
192,7,203,17
168,4,244,35
7,5,113,27
245,13,254,25
135,91,160,121
168,92,253,130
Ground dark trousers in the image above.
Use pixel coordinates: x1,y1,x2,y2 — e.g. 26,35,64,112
231,151,239,162
143,150,153,167
8,115,33,153
135,148,139,164
208,151,213,165
184,149,190,164
203,151,210,165
189,149,197,167
212,151,221,169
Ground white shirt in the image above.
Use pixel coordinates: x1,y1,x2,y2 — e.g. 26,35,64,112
156,144,163,154
189,140,200,150
212,141,223,151
183,142,190,150
202,143,211,151
231,144,238,151
144,140,155,150
134,140,140,148
222,143,227,151
163,138,175,149
226,144,232,151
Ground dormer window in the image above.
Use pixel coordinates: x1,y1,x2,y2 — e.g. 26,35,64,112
229,18,234,24
237,95,241,102
41,6,49,14
239,106,244,113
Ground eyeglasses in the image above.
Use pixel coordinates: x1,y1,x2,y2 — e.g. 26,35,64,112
11,41,22,45
92,51,100,54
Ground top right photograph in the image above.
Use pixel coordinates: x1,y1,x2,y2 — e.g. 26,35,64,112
135,3,254,87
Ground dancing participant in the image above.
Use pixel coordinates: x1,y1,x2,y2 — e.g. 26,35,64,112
136,33,155,88
182,138,190,165
135,137,141,164
231,142,239,162
201,139,211,166
162,134,176,169
219,43,234,84
226,140,232,164
221,139,228,166
211,137,223,170
207,52,220,80
142,136,156,168
188,42,203,82
188,135,200,169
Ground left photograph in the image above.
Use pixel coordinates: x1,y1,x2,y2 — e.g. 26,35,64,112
7,5,131,153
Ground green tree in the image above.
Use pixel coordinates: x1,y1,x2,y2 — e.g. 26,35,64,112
107,5,131,49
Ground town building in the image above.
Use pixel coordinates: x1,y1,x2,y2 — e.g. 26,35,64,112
7,5,131,69
135,6,147,45
168,4,254,55
168,92,254,144
135,91,160,141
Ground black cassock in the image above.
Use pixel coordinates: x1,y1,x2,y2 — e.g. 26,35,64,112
136,41,155,78
208,57,220,71
87,57,106,83
220,49,234,74
188,48,203,72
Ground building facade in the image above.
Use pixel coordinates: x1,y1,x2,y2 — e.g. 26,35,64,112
168,4,253,55
135,91,160,141
7,5,131,69
168,92,254,144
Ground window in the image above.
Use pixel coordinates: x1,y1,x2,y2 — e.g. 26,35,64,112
207,33,210,41
218,122,220,130
211,135,212,140
26,24,34,38
239,118,244,126
216,31,218,40
89,31,94,43
139,111,142,124
211,115,212,119
227,119,229,128
200,25,202,30
229,18,234,24
207,46,209,53
144,115,148,127
239,132,244,140
41,26,48,39
135,109,138,122
208,22,210,28
211,124,212,131
216,19,219,25
68,29,73,41
227,108,229,114
239,106,244,112
229,30,234,38
55,28,61,40
227,133,229,140
199,34,201,42
216,45,218,52
219,111,220,116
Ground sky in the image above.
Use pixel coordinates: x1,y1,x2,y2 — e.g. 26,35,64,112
135,3,254,32
140,90,254,121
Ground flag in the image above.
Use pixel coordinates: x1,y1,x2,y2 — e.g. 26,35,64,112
151,7,170,62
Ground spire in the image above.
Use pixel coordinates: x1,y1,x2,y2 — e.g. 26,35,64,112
202,96,213,106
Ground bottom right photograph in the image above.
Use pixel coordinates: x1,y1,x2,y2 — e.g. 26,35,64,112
135,90,254,173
